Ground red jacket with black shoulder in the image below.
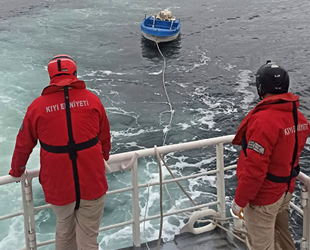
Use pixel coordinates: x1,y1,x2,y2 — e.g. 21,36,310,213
10,75,111,206
233,93,310,207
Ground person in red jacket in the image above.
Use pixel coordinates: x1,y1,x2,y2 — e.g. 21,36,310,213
9,54,111,250
231,61,310,250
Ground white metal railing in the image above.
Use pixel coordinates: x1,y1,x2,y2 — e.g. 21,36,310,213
0,134,310,250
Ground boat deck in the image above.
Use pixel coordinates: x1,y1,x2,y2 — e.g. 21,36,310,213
119,227,247,250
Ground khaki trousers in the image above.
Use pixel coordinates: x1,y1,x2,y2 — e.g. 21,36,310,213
51,195,105,250
244,192,295,250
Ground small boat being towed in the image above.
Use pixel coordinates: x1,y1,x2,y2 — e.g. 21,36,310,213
141,10,181,43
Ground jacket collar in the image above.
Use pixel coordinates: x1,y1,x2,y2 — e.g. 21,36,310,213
41,75,86,95
232,93,299,145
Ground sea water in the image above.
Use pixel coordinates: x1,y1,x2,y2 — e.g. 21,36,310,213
1,0,310,249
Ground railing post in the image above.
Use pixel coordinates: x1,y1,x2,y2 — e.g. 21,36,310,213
301,186,310,250
20,174,38,250
21,179,31,250
26,178,37,250
216,143,226,221
131,159,141,247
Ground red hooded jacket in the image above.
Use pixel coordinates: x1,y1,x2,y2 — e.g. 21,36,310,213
10,75,111,206
233,93,310,207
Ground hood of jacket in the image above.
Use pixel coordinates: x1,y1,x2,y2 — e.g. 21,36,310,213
41,75,86,95
232,93,300,145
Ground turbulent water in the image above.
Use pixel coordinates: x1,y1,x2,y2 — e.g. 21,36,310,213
1,0,310,249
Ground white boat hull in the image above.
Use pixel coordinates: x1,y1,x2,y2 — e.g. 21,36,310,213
141,31,180,43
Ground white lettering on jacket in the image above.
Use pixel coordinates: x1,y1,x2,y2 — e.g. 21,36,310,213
45,99,90,113
284,123,308,136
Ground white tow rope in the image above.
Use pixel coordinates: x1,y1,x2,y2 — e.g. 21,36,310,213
155,41,174,146
155,41,174,250
142,41,175,250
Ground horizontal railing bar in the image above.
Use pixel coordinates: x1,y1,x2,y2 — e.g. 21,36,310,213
107,186,133,195
0,164,237,190
0,211,23,221
139,170,218,188
105,166,238,198
223,165,237,171
36,239,55,248
2,152,309,192
138,165,237,189
108,135,235,164
0,175,25,186
140,201,219,223
297,172,310,189
34,204,51,212
290,201,303,215
1,166,237,217
102,165,238,202
1,136,234,183
99,220,134,232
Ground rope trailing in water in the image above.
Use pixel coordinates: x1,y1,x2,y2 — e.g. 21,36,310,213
155,41,174,146
158,153,197,207
154,41,174,250
143,40,174,250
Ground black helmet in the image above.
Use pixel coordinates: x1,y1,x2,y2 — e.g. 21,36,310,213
255,60,289,99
